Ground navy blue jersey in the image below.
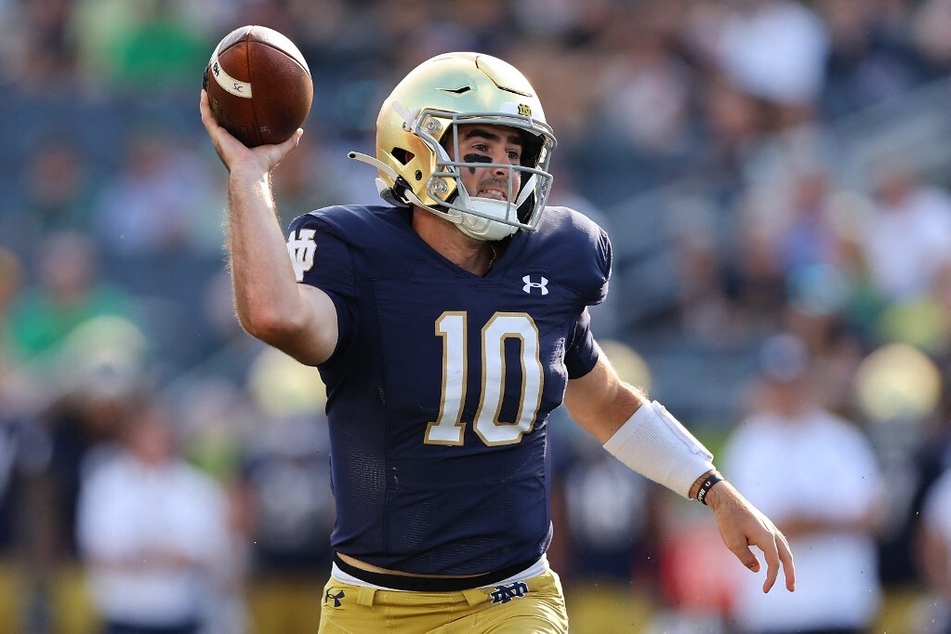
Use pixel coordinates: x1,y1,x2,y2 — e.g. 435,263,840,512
285,203,611,575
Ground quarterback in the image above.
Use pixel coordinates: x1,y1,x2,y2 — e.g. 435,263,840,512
200,51,795,632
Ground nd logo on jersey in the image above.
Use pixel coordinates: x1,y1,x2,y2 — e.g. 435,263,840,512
287,228,317,281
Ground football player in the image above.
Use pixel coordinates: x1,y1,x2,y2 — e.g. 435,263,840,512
200,51,795,633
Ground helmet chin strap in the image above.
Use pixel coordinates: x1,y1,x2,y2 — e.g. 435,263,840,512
451,174,538,241
451,199,518,241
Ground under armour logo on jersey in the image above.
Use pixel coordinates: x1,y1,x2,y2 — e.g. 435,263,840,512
490,581,529,604
324,588,345,608
522,275,549,295
287,228,317,281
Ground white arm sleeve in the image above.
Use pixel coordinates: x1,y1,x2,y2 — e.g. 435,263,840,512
603,400,715,498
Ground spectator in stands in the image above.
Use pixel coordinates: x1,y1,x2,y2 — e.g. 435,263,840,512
861,156,951,305
235,411,333,634
819,0,929,117
88,0,208,93
722,333,884,634
17,0,76,91
25,327,151,632
93,131,220,256
19,136,96,238
75,395,239,634
4,232,136,366
232,348,334,634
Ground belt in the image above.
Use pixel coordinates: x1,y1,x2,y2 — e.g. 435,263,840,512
332,552,541,592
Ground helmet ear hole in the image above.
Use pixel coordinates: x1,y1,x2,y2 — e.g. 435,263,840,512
391,148,414,165
520,133,543,168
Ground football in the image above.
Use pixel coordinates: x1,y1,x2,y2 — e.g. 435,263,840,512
203,25,313,147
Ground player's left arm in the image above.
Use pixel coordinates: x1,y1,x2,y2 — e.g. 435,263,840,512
562,351,643,443
564,347,796,594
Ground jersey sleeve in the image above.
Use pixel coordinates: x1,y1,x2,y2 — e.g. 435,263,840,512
285,212,356,361
545,206,612,307
546,207,612,379
590,224,612,307
564,210,611,378
564,307,599,379
286,212,355,295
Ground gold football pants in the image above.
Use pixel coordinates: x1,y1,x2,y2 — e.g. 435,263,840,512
318,569,569,633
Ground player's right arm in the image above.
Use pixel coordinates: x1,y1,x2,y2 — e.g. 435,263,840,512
200,90,338,366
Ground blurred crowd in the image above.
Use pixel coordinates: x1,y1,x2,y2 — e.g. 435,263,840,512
2,0,951,632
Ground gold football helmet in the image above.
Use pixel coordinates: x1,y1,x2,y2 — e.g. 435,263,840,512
350,52,557,241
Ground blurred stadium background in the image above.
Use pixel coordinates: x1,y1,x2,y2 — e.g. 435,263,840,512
3,0,951,632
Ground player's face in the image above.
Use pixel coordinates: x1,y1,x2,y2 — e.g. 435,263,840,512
450,124,523,202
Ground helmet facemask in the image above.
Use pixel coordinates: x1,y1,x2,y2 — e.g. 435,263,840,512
418,109,555,241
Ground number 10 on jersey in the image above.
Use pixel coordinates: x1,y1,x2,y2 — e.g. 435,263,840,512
424,312,544,447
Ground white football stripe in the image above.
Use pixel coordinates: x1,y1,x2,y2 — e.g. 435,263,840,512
208,49,253,99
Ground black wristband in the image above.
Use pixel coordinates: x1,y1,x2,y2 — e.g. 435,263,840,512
696,471,724,506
